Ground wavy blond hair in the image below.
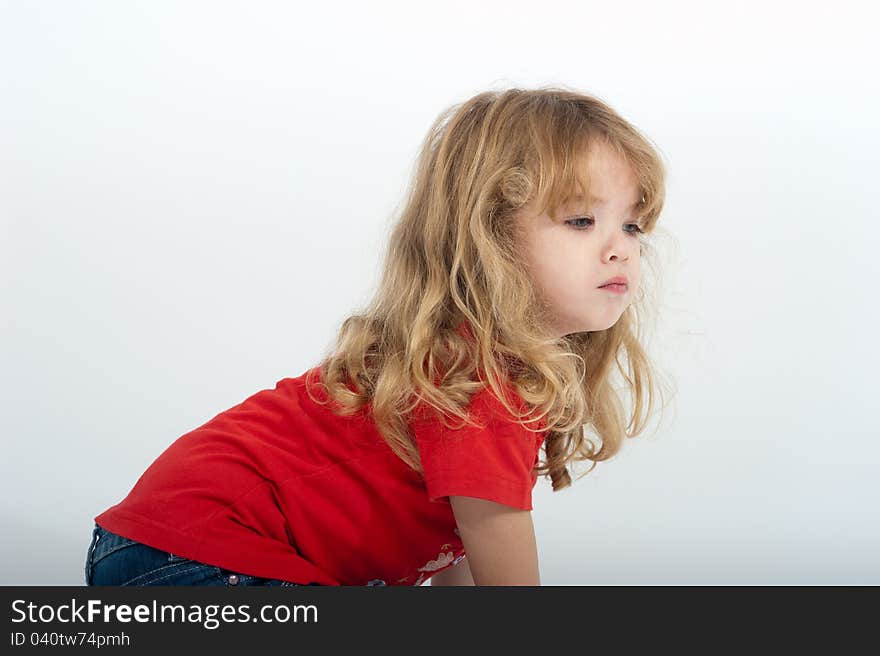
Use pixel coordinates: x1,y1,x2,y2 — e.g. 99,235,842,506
306,85,674,492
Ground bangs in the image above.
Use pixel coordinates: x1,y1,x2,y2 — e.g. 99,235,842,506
528,136,662,230
528,144,593,223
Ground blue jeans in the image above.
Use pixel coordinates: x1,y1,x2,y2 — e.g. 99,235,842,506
84,523,320,586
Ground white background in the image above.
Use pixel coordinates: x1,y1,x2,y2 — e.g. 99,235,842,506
2,0,878,585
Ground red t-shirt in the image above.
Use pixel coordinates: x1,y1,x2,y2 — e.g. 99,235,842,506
95,348,546,586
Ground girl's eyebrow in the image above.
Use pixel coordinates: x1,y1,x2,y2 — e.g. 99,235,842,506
565,194,642,210
570,194,642,209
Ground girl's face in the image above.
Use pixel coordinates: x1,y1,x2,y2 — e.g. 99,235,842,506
516,141,643,338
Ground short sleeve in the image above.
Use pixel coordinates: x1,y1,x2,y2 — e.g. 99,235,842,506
412,386,545,511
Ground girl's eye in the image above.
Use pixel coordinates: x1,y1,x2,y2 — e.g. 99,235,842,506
565,217,593,229
564,217,644,235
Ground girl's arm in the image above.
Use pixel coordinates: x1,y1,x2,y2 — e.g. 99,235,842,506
447,495,541,586
430,556,475,586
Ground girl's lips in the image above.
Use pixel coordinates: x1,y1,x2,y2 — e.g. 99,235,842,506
600,283,627,294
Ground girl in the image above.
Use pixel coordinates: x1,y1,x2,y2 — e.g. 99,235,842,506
84,86,670,587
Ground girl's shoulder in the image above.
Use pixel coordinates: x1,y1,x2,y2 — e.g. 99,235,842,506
411,374,546,439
